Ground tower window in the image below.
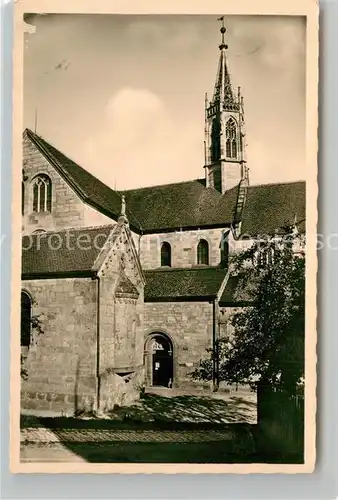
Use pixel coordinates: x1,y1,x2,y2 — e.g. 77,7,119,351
161,242,171,267
21,291,32,348
32,174,52,213
197,239,209,265
226,118,237,159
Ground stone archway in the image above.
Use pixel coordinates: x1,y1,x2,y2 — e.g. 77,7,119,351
144,332,174,388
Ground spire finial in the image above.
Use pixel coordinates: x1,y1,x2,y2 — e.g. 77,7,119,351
217,16,228,50
118,194,129,225
121,194,126,217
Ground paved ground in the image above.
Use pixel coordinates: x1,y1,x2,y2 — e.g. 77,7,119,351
111,389,257,425
21,428,236,444
20,427,237,462
20,428,253,464
20,390,257,463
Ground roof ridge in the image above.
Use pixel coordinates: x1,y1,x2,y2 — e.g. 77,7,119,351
121,178,205,193
25,128,113,190
249,180,305,188
22,224,115,237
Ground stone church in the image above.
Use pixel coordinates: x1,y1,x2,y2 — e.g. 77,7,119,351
20,24,305,415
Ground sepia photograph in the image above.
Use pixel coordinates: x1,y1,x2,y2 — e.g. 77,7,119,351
11,4,317,473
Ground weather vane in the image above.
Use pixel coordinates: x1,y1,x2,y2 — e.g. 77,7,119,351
217,16,228,50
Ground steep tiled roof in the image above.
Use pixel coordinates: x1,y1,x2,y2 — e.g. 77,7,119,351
22,225,114,277
24,130,305,236
24,129,238,233
122,181,238,233
24,129,142,232
240,181,306,237
144,267,227,301
219,273,253,306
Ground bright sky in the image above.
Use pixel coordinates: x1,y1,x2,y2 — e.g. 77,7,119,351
24,14,306,190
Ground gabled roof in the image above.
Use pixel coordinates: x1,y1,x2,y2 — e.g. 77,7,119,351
240,181,306,237
24,129,142,232
23,130,306,237
23,129,238,234
144,267,227,301
22,225,114,278
122,181,238,233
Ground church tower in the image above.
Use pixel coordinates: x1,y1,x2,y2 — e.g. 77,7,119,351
204,18,248,194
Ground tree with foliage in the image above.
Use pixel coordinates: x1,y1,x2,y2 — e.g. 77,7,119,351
192,229,305,396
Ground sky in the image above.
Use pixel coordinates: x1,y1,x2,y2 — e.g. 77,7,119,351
24,14,306,190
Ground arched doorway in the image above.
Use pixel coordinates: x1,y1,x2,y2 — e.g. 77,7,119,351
145,333,174,387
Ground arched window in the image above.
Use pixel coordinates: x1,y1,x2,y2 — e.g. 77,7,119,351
161,242,171,267
32,229,46,235
226,118,237,159
32,174,52,213
197,239,209,265
21,291,32,348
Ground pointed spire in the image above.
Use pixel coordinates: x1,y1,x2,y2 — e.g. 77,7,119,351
118,194,128,225
212,17,237,111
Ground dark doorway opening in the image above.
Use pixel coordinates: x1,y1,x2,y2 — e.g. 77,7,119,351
149,334,173,387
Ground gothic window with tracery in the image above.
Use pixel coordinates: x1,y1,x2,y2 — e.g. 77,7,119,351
161,242,171,267
226,118,237,159
32,174,52,213
197,239,209,265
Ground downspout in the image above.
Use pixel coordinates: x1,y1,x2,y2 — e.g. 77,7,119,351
212,297,219,392
95,275,101,412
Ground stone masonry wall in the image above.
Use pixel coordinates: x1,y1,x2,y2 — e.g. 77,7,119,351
144,301,213,387
140,227,229,270
98,224,145,410
221,161,243,193
113,297,140,370
22,135,113,233
99,280,142,375
21,278,98,415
